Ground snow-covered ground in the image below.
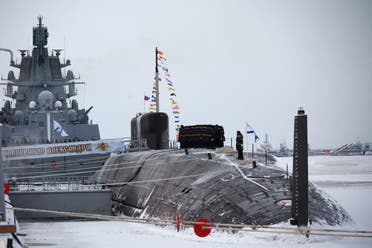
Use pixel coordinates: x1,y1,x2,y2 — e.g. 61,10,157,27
19,155,372,247
275,155,372,231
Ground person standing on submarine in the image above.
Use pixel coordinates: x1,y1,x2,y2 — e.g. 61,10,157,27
236,131,244,160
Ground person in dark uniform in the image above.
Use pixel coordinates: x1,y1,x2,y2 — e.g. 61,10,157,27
236,130,244,160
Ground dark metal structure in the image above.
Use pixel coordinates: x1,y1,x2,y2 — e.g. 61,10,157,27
0,16,99,144
130,112,169,150
96,149,349,226
179,125,225,149
10,189,112,219
290,107,309,227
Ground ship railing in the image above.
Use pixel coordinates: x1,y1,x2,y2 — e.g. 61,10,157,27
224,137,234,148
168,140,179,150
9,176,105,192
125,138,150,152
125,137,236,151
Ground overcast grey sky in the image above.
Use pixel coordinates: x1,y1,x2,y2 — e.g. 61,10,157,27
0,0,371,149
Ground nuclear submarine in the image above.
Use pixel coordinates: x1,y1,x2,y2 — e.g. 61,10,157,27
94,111,350,226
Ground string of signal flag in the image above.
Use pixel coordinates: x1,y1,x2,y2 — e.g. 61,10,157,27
145,49,181,140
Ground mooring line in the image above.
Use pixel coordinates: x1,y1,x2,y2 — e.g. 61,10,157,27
9,207,372,238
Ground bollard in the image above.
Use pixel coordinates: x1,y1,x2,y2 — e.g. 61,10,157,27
252,160,257,168
7,238,13,248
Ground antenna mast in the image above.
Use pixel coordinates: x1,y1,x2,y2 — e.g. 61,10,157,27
154,47,161,112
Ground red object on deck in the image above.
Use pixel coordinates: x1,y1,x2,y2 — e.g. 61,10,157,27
3,183,10,195
193,218,212,237
176,213,181,232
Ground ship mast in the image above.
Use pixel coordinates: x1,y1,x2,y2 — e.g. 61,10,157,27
154,47,161,112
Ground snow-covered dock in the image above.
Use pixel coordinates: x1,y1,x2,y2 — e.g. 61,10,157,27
17,155,372,247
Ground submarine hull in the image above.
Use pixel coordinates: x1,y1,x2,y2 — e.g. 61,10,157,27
96,149,350,225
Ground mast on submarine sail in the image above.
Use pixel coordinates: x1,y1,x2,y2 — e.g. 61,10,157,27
155,47,161,112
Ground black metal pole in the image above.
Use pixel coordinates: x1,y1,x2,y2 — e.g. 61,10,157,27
265,149,268,165
0,125,6,221
251,144,254,159
155,47,159,74
290,107,309,227
155,47,160,112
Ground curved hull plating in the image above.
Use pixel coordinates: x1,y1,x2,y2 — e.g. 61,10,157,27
96,149,350,225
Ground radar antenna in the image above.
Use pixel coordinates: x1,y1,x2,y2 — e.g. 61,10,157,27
53,49,63,57
18,50,28,57
38,15,43,27
33,16,49,47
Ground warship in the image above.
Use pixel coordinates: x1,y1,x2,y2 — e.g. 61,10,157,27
332,142,371,156
0,17,123,183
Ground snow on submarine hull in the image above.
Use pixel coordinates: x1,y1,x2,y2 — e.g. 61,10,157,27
95,149,350,226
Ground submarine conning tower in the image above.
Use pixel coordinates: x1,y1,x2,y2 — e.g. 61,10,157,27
0,16,100,145
130,112,169,150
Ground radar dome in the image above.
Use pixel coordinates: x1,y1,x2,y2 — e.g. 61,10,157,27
29,101,37,109
67,109,77,123
54,100,62,109
38,90,54,109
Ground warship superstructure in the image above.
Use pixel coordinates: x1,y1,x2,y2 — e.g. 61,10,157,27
0,17,123,182
332,141,371,156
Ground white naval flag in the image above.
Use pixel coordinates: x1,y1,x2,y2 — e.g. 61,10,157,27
53,120,69,137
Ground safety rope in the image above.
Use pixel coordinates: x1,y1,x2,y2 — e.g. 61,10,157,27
4,148,212,170
13,157,207,180
9,207,372,238
95,168,233,187
4,149,184,172
11,155,279,195
11,150,222,178
3,156,108,169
